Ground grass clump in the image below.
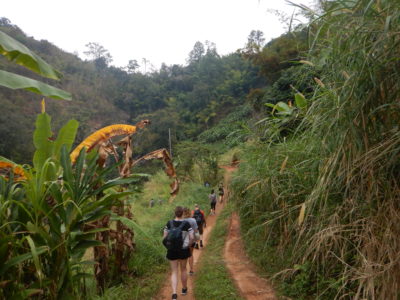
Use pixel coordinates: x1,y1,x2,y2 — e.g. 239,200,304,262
194,203,243,300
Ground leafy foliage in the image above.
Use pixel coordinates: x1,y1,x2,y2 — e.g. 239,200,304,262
0,29,71,99
0,111,139,299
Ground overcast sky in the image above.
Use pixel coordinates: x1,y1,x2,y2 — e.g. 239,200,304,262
2,0,314,71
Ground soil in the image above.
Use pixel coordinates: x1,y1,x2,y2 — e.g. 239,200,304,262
224,212,277,300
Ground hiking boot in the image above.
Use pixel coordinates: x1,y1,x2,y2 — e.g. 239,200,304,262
181,288,188,295
194,243,199,249
200,240,203,248
172,293,178,299
189,271,194,276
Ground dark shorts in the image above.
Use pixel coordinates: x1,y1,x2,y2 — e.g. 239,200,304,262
166,248,191,260
198,223,204,235
211,201,216,210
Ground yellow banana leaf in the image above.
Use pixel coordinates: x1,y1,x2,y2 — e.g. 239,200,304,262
70,120,149,163
132,148,179,195
0,161,27,181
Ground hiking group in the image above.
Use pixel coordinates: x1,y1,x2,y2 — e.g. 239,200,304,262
162,205,206,299
162,184,225,299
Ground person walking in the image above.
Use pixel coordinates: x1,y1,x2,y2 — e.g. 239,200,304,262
218,184,225,203
192,204,206,249
163,206,194,299
183,207,198,275
209,189,217,215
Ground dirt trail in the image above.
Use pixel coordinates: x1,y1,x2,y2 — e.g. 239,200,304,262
156,182,227,299
224,212,277,300
157,165,276,300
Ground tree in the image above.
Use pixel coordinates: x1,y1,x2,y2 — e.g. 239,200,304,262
187,41,205,63
0,17,12,27
205,40,219,57
245,30,265,55
142,57,150,73
84,42,113,68
125,59,140,74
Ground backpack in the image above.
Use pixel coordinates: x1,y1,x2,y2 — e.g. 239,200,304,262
210,193,217,203
193,209,204,225
163,220,185,250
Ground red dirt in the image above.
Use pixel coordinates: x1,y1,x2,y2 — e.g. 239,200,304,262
224,212,277,300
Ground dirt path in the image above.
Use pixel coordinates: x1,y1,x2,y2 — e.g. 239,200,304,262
224,212,277,300
157,165,276,300
156,184,227,300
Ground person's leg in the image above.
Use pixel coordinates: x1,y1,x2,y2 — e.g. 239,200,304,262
199,224,204,247
188,247,194,273
179,259,188,292
170,260,179,295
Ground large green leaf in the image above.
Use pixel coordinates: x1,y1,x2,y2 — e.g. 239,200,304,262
275,102,292,113
294,93,307,109
33,113,53,171
54,120,79,161
0,30,61,80
0,70,72,100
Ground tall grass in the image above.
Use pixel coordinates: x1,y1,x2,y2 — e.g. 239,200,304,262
231,0,400,299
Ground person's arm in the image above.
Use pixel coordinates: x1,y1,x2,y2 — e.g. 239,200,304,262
163,221,169,238
188,228,194,245
201,210,207,227
193,219,198,231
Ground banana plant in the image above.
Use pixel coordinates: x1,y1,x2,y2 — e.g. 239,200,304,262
264,92,307,118
0,30,71,100
0,109,143,299
258,93,308,141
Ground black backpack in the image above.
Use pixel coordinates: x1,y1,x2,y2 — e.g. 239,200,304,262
163,220,185,250
193,210,204,225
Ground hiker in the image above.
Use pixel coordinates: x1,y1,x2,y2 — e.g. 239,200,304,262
163,206,194,299
209,189,217,215
218,184,224,203
192,204,206,249
183,207,198,275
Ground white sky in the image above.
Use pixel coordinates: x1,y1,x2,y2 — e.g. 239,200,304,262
2,0,313,71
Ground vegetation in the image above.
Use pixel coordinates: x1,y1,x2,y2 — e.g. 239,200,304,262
0,18,261,164
0,111,139,299
230,0,400,299
1,0,399,298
